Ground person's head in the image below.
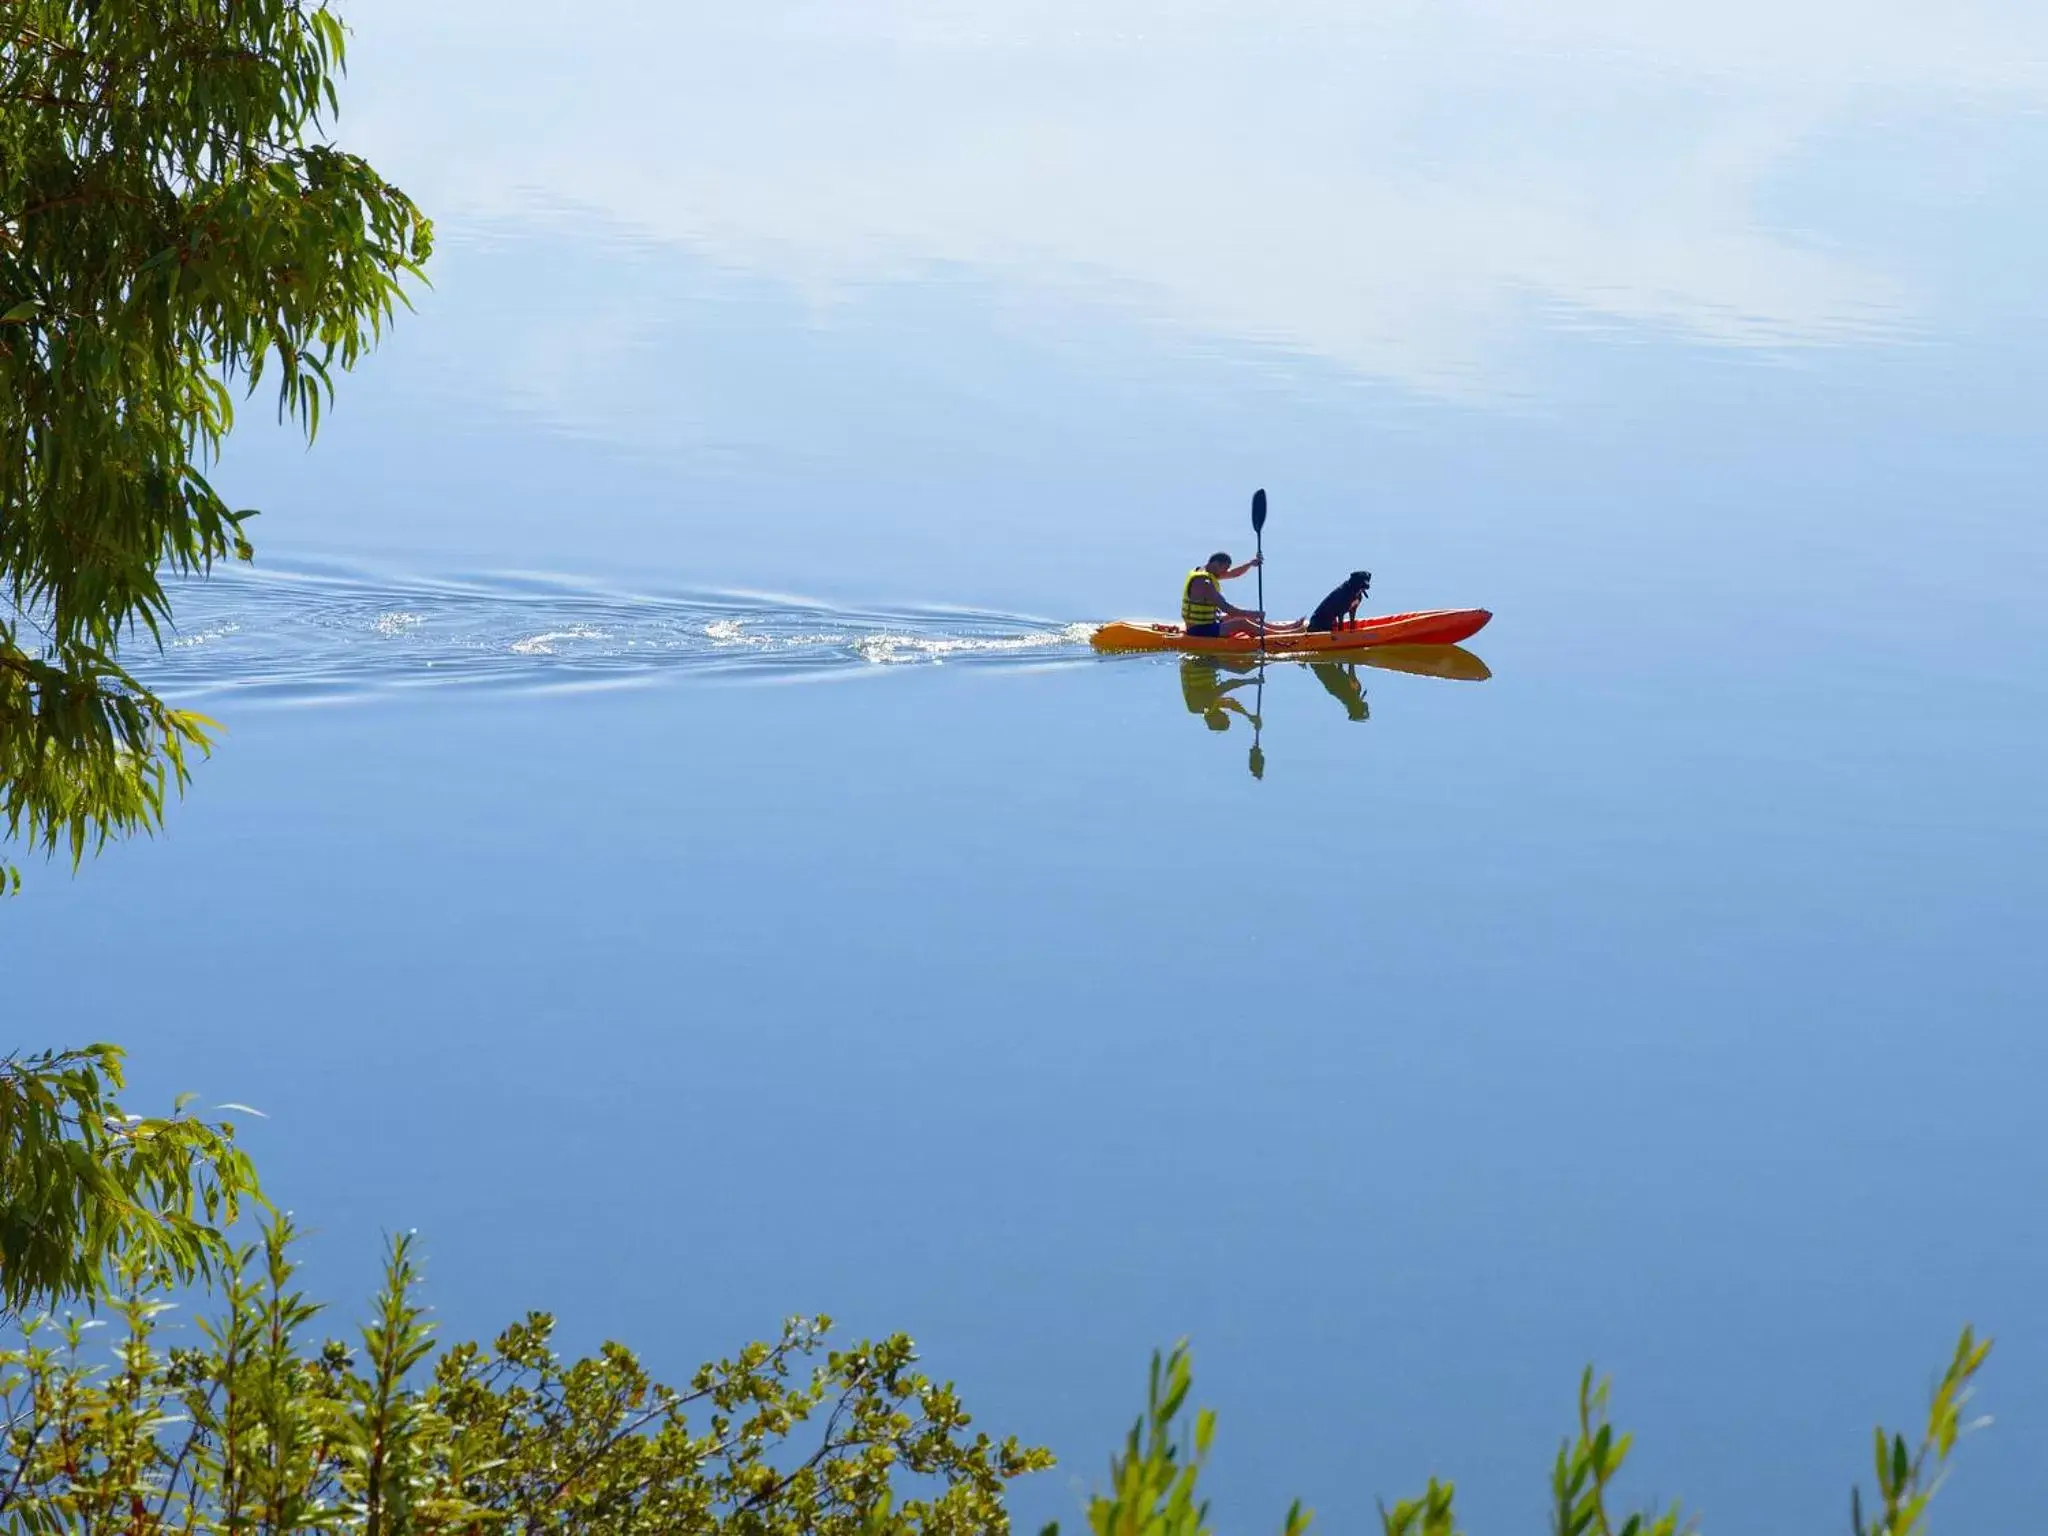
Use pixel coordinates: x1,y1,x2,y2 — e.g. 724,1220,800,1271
1206,552,1232,575
1205,708,1231,732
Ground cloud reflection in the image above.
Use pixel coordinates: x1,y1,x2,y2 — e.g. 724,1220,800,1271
335,0,2046,397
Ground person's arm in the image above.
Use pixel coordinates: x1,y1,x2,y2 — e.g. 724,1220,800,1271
1192,575,1260,622
1219,557,1267,619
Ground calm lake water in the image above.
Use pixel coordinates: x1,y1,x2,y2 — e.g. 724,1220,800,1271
10,3,2048,1530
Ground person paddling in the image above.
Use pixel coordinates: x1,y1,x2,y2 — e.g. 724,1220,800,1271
1181,552,1304,640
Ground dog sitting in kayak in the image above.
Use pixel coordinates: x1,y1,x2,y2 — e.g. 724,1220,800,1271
1305,571,1373,632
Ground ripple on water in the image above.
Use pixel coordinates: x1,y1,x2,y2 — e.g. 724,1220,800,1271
138,564,1097,704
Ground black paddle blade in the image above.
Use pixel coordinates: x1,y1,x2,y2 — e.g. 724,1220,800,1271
1251,488,1267,533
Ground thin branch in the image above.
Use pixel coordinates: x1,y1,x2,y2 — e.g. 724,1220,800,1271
540,1387,683,1509
0,1406,48,1513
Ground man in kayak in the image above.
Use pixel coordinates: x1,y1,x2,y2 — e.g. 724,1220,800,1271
1182,553,1304,639
1305,570,1373,633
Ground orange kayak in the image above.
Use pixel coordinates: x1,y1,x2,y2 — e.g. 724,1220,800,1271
1090,608,1492,655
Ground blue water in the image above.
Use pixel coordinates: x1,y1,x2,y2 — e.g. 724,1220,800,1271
9,3,2048,1530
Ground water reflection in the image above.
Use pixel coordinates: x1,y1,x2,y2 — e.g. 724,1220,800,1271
337,0,2038,412
1177,645,1490,778
1353,644,1493,684
1178,658,1261,732
1308,661,1371,722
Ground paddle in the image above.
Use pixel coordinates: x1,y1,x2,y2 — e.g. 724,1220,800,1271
1249,488,1268,778
1251,488,1267,655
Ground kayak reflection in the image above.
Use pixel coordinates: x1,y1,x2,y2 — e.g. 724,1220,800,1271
1351,644,1492,683
1176,645,1491,777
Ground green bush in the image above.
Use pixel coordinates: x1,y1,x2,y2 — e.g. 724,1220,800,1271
0,1215,1992,1536
1055,1335,1993,1536
0,1217,1048,1535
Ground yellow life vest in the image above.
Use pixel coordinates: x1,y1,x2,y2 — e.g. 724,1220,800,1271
1182,567,1222,627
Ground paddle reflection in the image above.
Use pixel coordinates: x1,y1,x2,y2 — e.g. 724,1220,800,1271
1176,645,1490,778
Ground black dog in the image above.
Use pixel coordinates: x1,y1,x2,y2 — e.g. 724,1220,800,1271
1306,570,1373,632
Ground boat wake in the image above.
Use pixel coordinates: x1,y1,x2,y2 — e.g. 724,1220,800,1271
140,563,1097,705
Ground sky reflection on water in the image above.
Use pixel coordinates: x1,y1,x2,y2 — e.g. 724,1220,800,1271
10,2,2048,1532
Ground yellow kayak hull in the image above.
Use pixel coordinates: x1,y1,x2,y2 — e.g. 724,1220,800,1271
1090,608,1492,654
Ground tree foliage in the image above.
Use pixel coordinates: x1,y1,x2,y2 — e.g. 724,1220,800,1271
1040,1342,1308,1536
0,1222,1999,1536
0,1217,1054,1534
1,0,431,889
1045,1337,1991,1536
0,1043,259,1314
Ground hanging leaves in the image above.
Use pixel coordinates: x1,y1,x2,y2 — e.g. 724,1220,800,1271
1,0,432,887
0,1044,260,1312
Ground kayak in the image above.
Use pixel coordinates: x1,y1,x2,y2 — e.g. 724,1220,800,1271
1090,608,1492,655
